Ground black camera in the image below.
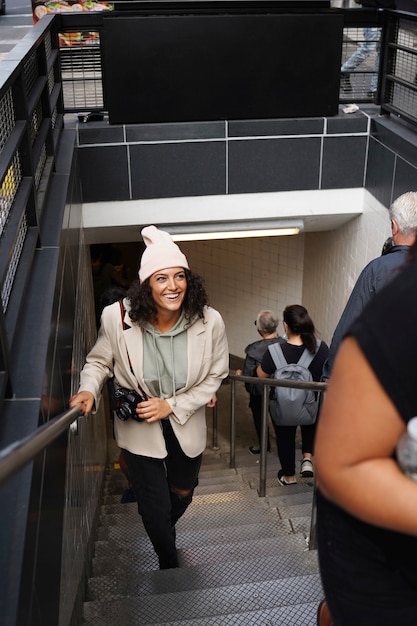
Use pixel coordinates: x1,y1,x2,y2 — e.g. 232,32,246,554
109,380,146,422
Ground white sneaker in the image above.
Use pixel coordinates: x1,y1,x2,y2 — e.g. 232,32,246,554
301,458,314,477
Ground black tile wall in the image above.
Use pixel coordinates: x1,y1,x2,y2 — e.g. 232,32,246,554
78,145,130,202
392,156,417,201
228,137,321,194
371,117,417,170
76,111,417,206
126,121,226,142
321,136,368,189
78,122,125,145
228,118,324,137
326,111,369,134
130,141,226,199
365,136,396,207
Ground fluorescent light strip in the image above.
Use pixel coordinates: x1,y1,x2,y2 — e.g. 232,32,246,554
171,227,300,241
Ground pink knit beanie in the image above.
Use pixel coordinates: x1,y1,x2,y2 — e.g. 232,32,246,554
139,225,189,282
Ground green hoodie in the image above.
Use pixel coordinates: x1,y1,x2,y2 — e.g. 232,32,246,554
142,311,196,406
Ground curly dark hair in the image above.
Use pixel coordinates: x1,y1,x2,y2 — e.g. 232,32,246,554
127,268,209,326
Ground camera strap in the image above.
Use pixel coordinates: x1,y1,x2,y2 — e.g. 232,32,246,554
118,299,148,400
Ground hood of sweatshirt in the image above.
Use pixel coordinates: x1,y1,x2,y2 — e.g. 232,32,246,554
142,312,198,406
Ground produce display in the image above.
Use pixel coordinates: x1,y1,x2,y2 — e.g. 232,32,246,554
33,1,113,20
32,1,114,46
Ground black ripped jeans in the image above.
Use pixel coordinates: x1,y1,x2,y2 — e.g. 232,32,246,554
122,420,202,569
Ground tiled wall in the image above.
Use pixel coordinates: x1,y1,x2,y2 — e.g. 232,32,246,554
76,110,371,202
75,109,417,358
303,192,392,346
180,234,305,355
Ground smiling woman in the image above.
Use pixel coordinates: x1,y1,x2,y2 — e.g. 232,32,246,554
70,225,229,570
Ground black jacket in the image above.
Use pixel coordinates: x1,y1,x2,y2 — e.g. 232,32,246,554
242,337,285,395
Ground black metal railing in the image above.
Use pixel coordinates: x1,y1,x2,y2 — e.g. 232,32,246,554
229,372,326,549
0,15,64,403
0,404,82,488
229,373,327,494
0,372,324,550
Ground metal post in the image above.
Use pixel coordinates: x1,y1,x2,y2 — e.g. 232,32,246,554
258,384,270,497
309,484,318,550
229,378,236,468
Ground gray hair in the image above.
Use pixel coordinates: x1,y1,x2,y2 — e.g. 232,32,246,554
389,191,417,237
256,310,279,334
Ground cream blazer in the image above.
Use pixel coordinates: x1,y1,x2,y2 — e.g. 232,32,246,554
78,301,229,458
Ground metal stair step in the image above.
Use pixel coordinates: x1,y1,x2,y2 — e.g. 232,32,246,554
99,491,273,525
102,483,257,511
198,467,238,478
196,474,243,487
140,601,320,625
87,550,320,601
103,472,243,499
266,490,314,505
246,474,315,493
94,517,294,559
91,533,310,576
83,573,323,625
97,505,288,542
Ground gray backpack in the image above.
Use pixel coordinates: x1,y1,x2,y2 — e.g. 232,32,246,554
268,341,321,426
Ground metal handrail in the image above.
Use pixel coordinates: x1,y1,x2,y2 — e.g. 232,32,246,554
0,404,83,488
228,372,327,549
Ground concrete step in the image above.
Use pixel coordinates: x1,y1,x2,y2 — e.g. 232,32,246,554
83,573,323,625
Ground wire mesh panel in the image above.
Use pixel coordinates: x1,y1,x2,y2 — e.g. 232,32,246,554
0,90,20,240
385,17,417,122
1,215,27,312
340,26,382,102
23,51,39,99
60,33,104,111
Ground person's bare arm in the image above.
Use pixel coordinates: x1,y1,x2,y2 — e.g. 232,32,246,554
315,336,417,536
256,365,269,378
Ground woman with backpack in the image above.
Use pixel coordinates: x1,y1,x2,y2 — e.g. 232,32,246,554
257,304,328,486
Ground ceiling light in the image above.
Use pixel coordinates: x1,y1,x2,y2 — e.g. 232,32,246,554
156,219,304,242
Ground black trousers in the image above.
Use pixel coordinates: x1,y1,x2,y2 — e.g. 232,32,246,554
249,393,271,450
271,421,316,476
123,420,202,569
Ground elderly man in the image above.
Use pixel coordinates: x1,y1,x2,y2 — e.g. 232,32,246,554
322,191,417,379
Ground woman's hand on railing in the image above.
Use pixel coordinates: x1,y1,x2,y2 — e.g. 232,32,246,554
206,395,217,408
69,390,94,416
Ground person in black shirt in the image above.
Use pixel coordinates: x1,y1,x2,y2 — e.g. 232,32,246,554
315,246,417,625
257,305,328,485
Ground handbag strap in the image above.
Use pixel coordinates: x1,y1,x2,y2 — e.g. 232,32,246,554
118,299,148,400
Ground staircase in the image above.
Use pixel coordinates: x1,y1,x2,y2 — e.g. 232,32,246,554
82,426,323,625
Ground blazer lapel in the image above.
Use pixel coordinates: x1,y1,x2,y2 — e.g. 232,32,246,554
121,307,147,391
